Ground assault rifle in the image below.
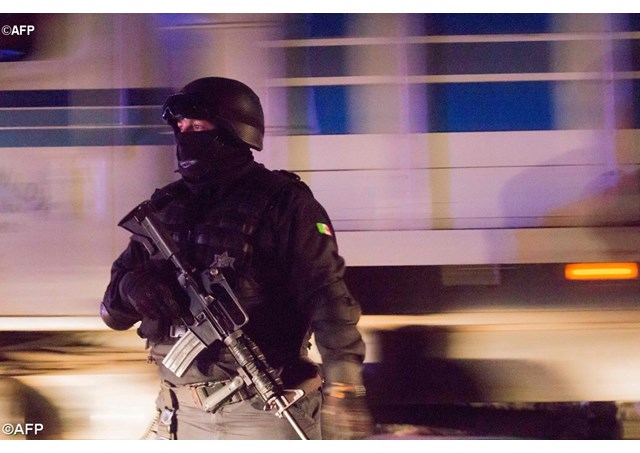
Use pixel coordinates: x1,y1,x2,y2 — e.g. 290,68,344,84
119,200,309,440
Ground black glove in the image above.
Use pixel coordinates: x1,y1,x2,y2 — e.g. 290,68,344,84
118,266,187,320
321,384,374,440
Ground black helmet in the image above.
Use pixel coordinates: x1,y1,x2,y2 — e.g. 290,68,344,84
162,77,265,151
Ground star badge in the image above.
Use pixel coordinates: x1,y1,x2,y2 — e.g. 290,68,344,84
212,251,236,270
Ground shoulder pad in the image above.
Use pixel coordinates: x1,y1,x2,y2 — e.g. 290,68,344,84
273,169,301,181
272,169,313,194
150,180,188,210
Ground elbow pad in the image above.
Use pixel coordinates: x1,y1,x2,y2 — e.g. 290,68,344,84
100,303,137,331
310,281,366,385
311,280,361,323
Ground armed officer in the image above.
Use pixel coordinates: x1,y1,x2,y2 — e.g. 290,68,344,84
100,77,373,440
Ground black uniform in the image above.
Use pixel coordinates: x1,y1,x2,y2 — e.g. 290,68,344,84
102,76,372,439
101,159,366,389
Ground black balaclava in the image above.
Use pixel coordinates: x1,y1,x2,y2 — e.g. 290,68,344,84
174,128,254,192
162,77,264,193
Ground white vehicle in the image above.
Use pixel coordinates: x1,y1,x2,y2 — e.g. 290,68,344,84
0,13,639,439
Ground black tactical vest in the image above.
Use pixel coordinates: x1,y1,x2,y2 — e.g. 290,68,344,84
148,165,315,376
149,164,303,302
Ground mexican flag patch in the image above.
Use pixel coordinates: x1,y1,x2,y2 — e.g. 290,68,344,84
316,222,333,236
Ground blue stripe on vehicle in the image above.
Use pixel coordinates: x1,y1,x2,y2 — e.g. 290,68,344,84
285,81,554,135
0,128,173,148
0,88,173,108
286,80,640,135
426,81,554,133
0,88,174,147
0,107,162,128
285,14,640,39
284,13,349,39
284,13,554,39
419,13,552,36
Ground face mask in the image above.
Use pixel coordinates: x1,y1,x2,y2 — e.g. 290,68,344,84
175,130,226,182
175,130,254,186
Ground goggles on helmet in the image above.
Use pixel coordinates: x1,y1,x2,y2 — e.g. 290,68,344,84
162,93,212,123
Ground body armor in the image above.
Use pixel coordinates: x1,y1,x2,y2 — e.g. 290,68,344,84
148,164,312,381
152,165,301,276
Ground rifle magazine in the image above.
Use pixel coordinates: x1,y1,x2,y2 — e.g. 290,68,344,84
162,330,207,377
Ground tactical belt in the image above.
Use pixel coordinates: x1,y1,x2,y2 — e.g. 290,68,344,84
161,379,255,412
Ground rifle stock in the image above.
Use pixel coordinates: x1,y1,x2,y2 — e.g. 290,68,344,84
118,200,310,440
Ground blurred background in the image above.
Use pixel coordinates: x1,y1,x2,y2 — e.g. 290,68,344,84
1,12,639,439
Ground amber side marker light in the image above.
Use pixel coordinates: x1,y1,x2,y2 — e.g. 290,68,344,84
565,262,639,280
